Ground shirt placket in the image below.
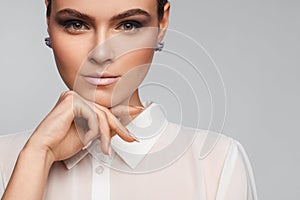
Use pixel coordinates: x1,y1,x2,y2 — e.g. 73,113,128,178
90,141,111,200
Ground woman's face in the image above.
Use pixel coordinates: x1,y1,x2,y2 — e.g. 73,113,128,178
47,0,169,108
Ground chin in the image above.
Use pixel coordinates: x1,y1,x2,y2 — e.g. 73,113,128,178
71,75,139,108
76,89,129,108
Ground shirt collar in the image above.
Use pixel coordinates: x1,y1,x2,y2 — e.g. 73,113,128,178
63,100,168,170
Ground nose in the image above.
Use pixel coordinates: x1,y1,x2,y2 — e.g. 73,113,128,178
88,33,115,66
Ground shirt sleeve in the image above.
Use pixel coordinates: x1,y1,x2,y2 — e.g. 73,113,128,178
215,139,258,200
0,169,4,198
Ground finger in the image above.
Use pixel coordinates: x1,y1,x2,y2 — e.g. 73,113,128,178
92,103,139,143
75,100,111,154
72,94,100,147
109,115,139,143
94,109,111,155
82,101,133,155
109,104,144,118
109,104,144,126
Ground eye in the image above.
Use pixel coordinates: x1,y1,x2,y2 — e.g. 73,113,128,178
117,21,142,32
64,20,89,32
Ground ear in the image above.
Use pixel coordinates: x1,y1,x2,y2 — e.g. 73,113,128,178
45,0,50,31
157,2,171,43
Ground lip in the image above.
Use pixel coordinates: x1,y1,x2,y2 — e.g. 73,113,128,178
83,72,121,86
86,71,119,78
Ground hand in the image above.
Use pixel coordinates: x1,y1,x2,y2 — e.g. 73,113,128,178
24,90,142,163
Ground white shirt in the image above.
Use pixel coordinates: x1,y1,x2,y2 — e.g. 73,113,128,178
0,100,258,200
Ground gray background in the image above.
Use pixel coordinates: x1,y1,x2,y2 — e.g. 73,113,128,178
1,0,299,199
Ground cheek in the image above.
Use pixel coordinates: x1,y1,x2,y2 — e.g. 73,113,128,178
107,49,154,105
119,48,154,73
51,35,92,89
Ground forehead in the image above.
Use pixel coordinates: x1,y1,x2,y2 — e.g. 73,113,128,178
52,0,157,18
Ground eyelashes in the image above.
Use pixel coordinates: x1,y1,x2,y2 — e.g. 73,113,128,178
56,18,144,34
117,20,143,33
63,20,89,32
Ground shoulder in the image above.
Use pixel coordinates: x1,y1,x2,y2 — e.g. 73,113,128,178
169,123,258,198
167,123,250,173
166,122,246,161
0,130,33,173
0,130,33,152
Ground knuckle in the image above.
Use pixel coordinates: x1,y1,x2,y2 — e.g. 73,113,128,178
59,91,66,97
98,110,106,119
63,91,77,102
58,91,67,100
65,90,76,97
97,105,110,113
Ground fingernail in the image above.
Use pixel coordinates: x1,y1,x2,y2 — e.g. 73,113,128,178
124,127,140,142
129,133,140,142
134,106,144,110
105,142,110,155
108,146,112,159
82,140,92,150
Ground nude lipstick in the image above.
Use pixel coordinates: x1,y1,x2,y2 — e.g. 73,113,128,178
83,72,120,86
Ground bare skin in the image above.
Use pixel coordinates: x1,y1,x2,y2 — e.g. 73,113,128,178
2,0,170,199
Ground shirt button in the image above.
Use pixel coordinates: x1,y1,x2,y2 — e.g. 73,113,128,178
95,165,104,175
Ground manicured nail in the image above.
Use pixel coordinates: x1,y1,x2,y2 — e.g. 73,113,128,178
129,133,140,142
108,146,113,159
104,142,110,155
134,106,144,110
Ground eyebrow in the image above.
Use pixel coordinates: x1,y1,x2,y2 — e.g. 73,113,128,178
55,8,151,23
56,8,95,23
111,8,151,21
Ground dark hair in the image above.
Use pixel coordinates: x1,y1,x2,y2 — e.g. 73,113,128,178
46,0,168,21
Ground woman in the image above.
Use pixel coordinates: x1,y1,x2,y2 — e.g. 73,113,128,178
0,0,258,199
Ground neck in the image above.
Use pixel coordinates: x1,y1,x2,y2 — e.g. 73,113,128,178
118,89,145,126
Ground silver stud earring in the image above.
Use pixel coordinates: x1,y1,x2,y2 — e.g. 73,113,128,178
45,37,52,48
155,42,164,51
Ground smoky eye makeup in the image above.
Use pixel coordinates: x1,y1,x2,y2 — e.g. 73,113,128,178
116,20,144,32
54,16,91,33
54,9,152,34
113,17,152,34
